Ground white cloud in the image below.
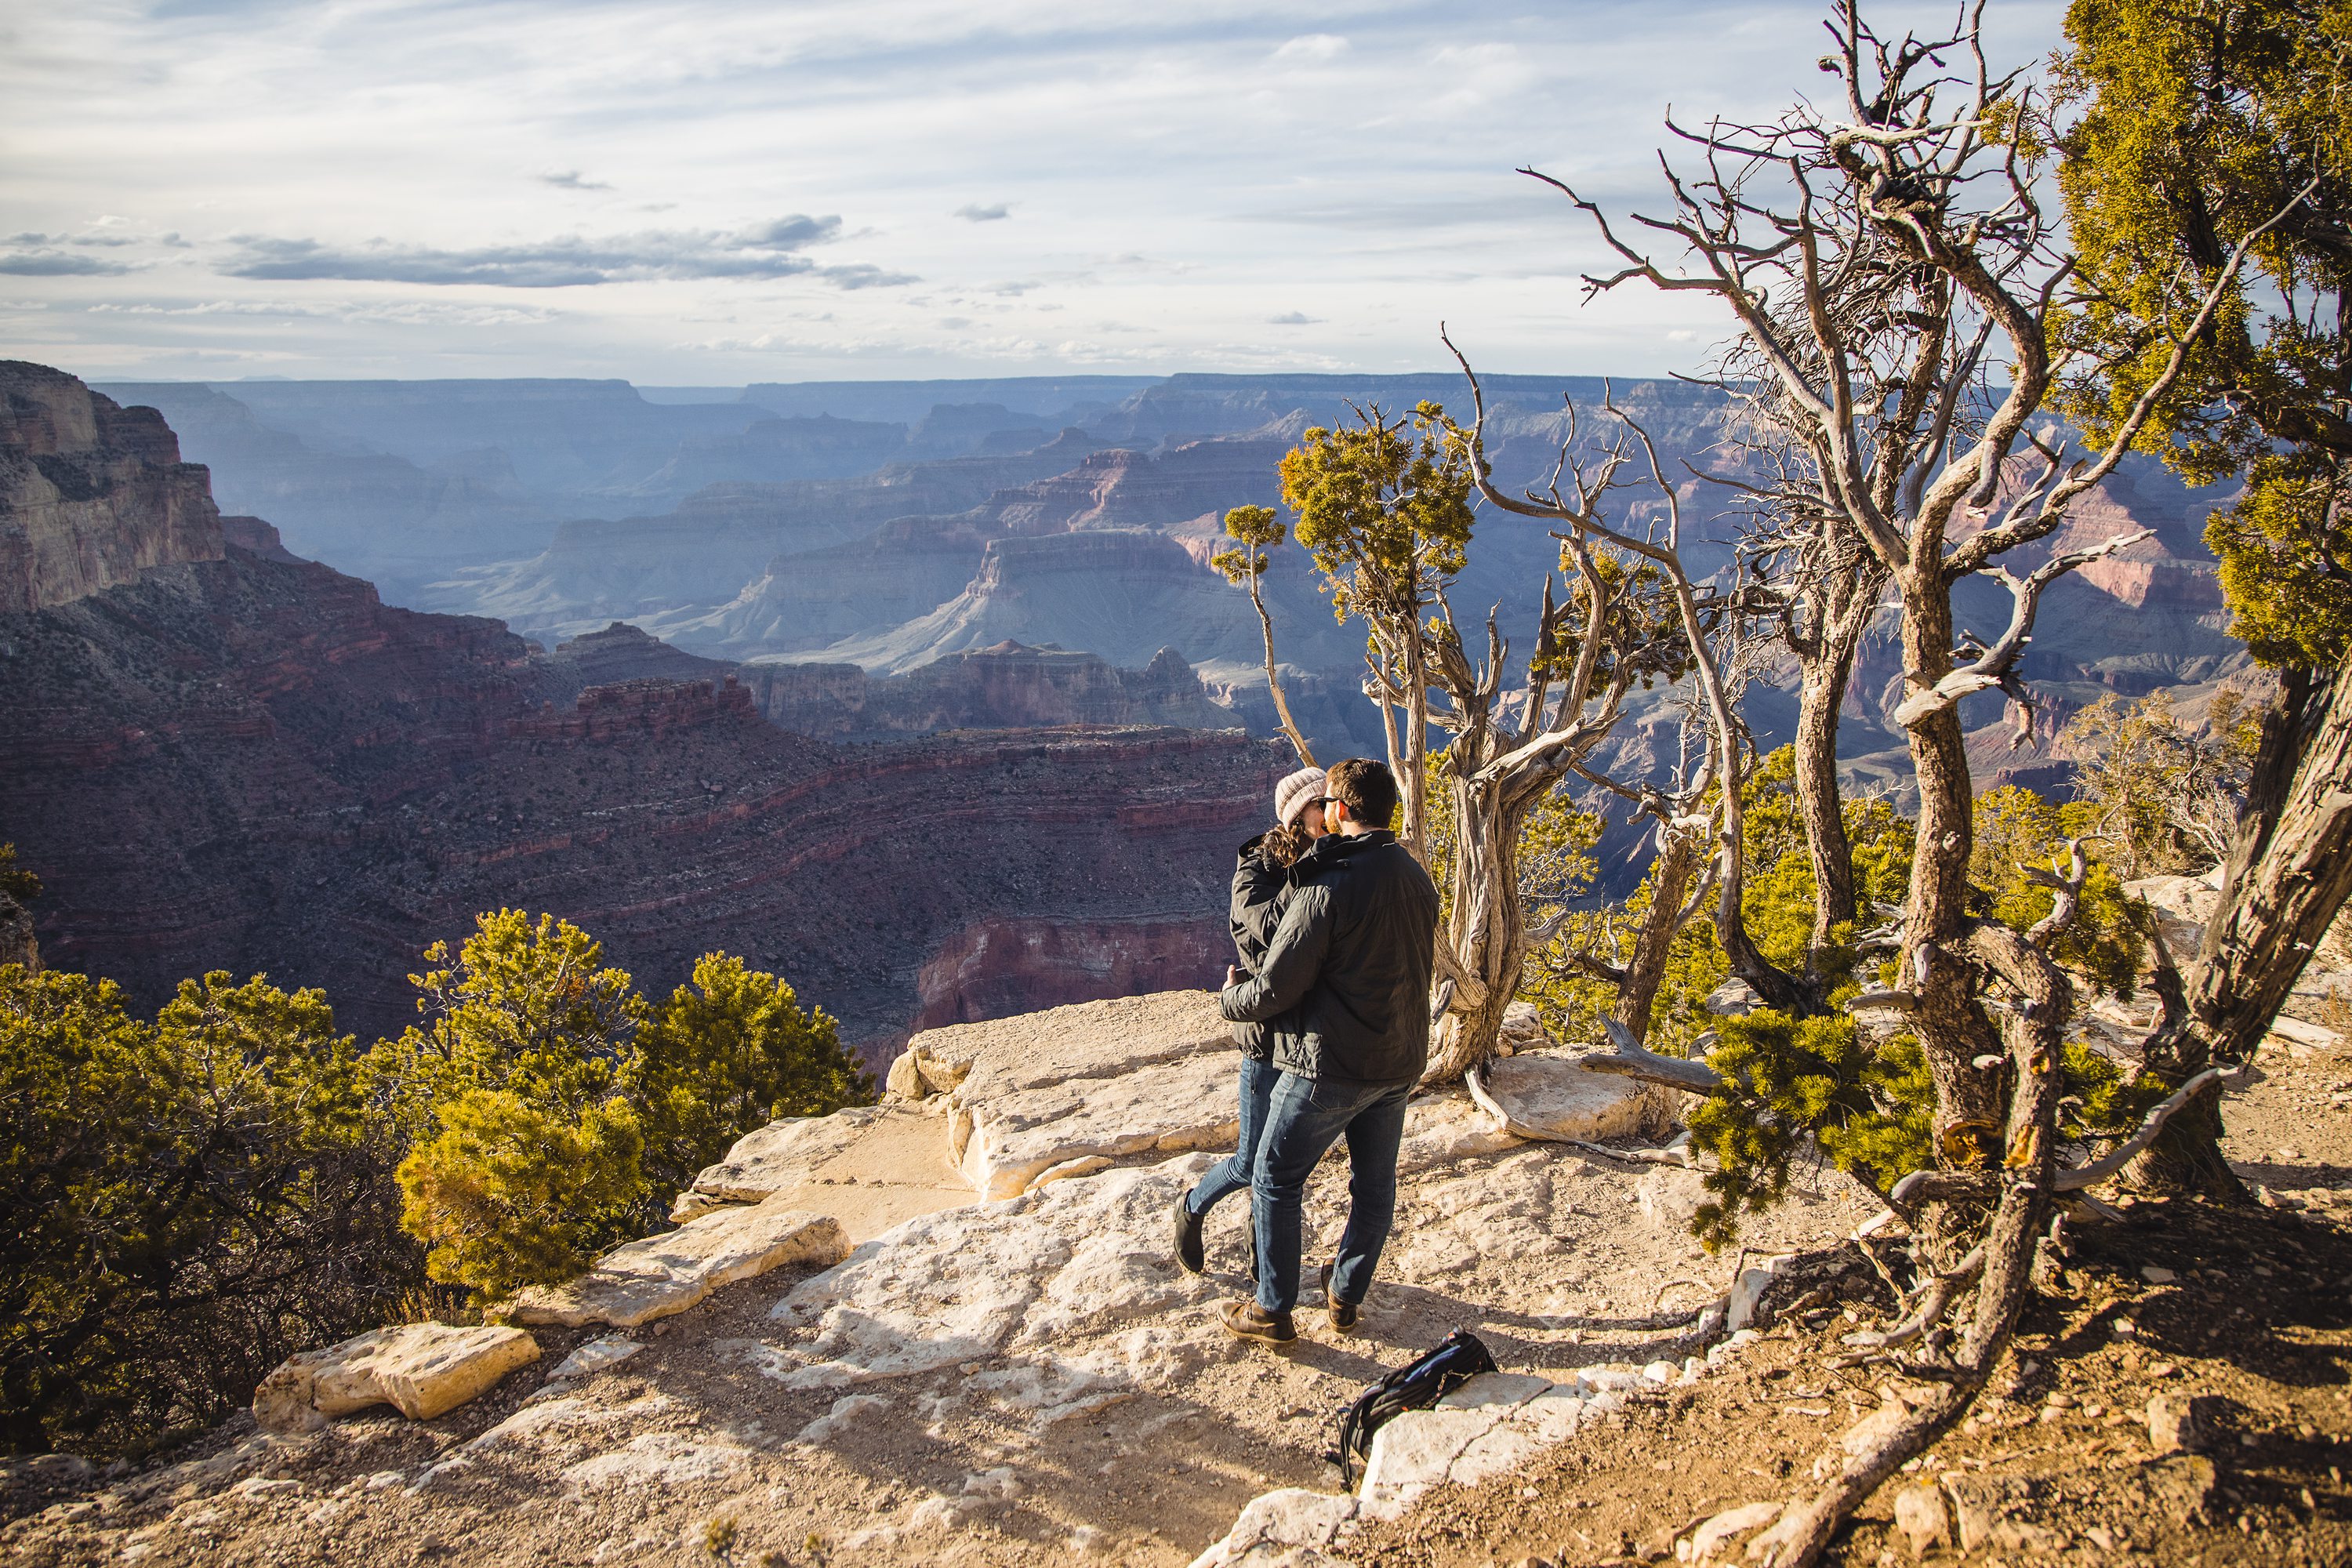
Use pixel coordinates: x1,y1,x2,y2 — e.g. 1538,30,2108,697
1271,33,1349,61
0,1,2071,379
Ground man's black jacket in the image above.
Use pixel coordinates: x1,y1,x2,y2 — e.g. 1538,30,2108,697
1218,828,1439,1086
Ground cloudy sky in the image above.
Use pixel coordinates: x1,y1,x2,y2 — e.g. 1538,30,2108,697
0,1,2064,383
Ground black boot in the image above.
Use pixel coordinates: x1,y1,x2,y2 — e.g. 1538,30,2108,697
1171,1192,1205,1275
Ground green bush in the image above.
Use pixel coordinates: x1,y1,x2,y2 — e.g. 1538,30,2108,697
633,953,872,1200
371,910,652,1300
1,967,412,1457
372,913,877,1302
396,1088,647,1299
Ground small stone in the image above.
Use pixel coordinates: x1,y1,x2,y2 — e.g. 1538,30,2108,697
549,1337,643,1381
2148,1394,2204,1455
2084,1524,2116,1551
1689,1501,1780,1559
1893,1484,1951,1555
2141,1265,2177,1285
2149,1362,2178,1378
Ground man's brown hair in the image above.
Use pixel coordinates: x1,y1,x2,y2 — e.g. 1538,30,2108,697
1326,757,1399,830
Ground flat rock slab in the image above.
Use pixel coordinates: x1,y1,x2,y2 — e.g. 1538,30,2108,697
913,989,1232,1104
1194,1372,1621,1563
510,1198,849,1329
252,1324,539,1433
953,1047,1239,1199
680,1106,887,1212
676,1102,978,1240
1466,1051,1649,1143
772,1155,1230,1390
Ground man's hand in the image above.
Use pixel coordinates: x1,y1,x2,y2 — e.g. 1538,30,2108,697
1225,964,1242,989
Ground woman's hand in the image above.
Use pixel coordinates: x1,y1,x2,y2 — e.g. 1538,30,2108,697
1225,964,1242,989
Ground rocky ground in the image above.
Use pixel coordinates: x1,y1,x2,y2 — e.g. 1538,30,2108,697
4,985,2346,1568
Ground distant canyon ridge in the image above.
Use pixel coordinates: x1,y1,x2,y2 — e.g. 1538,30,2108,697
2,361,2245,1051
1,363,1282,1057
96,366,2251,858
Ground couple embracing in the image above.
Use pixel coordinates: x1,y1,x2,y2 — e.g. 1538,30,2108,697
1172,757,1440,1346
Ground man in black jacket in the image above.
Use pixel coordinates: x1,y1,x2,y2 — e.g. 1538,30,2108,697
1215,757,1439,1344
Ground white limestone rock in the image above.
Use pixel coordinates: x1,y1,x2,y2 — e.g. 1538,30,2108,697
772,1155,1225,1388
251,1324,539,1434
1465,1052,1650,1143
1188,1488,1363,1568
509,1198,849,1329
1727,1254,1798,1332
1395,1089,1523,1174
916,990,1232,1105
682,1105,886,1207
560,1432,750,1492
548,1337,643,1381
954,1049,1238,1199
1359,1407,1509,1508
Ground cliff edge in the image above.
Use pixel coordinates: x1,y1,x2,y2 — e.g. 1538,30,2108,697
0,362,223,614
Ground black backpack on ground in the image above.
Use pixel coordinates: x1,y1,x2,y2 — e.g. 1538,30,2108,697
1327,1328,1500,1489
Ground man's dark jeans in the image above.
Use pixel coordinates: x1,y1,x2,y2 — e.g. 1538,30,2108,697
1250,1070,1411,1313
1184,1055,1277,1220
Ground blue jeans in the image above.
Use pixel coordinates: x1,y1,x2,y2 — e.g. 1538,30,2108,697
1185,1055,1277,1220
1250,1072,1412,1314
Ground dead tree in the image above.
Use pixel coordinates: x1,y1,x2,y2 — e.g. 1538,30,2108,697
1447,355,1816,1019
1546,2,2291,1559
1413,421,1693,1084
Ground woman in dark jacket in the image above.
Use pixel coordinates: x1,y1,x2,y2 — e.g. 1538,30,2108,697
1172,765,1326,1275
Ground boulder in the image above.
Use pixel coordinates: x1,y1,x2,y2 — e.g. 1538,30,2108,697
509,1198,849,1329
1186,1488,1362,1568
1396,1089,1523,1174
252,1324,539,1433
1465,1051,1650,1143
925,990,1241,1200
952,1048,1238,1200
1704,978,1761,1015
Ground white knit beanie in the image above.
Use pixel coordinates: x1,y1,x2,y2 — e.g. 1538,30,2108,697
1273,766,1327,829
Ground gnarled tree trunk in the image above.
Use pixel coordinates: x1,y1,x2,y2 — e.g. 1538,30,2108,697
1614,824,1703,1044
2134,665,2352,1192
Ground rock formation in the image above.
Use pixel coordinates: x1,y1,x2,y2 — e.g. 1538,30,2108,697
0,361,223,613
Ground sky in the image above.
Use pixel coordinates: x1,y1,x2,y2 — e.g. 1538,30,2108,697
0,1,2067,384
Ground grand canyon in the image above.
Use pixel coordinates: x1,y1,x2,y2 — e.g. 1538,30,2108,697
4,358,2249,1054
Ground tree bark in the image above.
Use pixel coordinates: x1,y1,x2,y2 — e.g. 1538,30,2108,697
1614,825,1700,1044
1424,766,1537,1084
2133,664,2352,1192
1793,568,1883,958
1896,570,2009,1185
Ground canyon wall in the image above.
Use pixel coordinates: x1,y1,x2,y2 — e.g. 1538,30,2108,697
1,361,224,613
